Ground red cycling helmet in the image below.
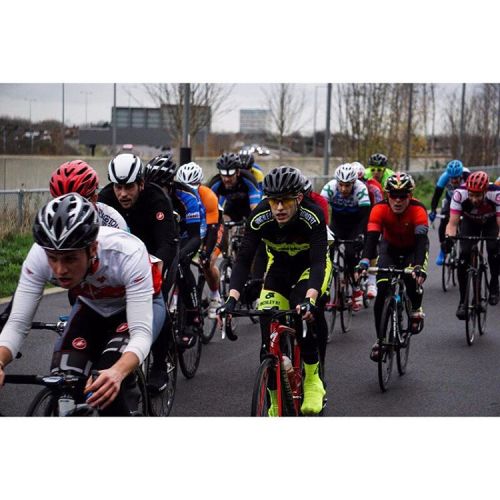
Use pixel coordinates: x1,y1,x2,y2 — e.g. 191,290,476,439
49,160,99,199
466,170,489,193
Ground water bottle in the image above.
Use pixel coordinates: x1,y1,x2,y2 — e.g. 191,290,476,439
58,394,76,416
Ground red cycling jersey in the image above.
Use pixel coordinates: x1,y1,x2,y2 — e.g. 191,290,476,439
309,191,330,225
367,198,428,249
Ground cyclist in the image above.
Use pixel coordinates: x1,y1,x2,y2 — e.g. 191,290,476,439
302,175,330,225
353,161,383,298
445,171,500,317
430,160,471,265
144,154,203,348
208,152,261,222
176,161,224,318
49,160,128,230
98,153,178,391
219,166,331,416
238,149,264,191
364,153,395,187
0,194,160,415
321,163,371,311
357,172,428,362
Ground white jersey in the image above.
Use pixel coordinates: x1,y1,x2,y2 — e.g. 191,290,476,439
320,179,371,215
95,201,128,230
0,226,153,364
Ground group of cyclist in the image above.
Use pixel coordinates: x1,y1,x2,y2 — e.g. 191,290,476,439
0,144,499,416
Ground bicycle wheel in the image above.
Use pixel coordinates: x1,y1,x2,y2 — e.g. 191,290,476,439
340,274,353,333
464,270,477,346
148,346,177,416
251,357,276,416
450,247,458,287
477,265,489,336
26,388,58,416
133,367,149,416
326,273,339,342
441,253,450,292
396,297,411,375
218,258,231,301
177,296,202,379
197,274,217,345
378,297,396,392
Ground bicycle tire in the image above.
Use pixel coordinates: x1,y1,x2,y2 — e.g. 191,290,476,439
477,265,489,336
133,366,149,416
197,274,217,345
451,247,458,287
326,272,339,342
218,258,231,301
441,253,449,292
340,275,353,333
464,270,477,346
26,388,58,416
280,362,297,416
176,295,202,379
148,348,177,416
251,357,276,416
396,296,411,375
378,296,395,392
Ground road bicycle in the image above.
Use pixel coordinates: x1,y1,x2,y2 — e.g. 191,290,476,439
220,307,326,416
451,235,497,346
368,265,423,393
192,260,218,345
218,219,261,325
168,269,203,379
434,214,458,292
326,238,363,339
3,319,150,416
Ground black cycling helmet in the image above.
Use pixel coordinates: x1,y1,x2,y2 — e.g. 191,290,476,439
238,150,255,170
263,166,304,197
301,174,312,195
368,153,388,167
144,153,178,186
33,193,99,251
217,153,241,175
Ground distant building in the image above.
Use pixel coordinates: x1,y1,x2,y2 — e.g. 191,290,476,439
239,109,271,134
79,104,211,150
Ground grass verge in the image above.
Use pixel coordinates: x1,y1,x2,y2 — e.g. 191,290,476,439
0,232,34,298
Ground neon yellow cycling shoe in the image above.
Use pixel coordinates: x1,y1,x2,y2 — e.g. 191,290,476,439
300,362,326,416
268,389,279,417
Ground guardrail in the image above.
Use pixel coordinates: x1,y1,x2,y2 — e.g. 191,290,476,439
0,189,50,227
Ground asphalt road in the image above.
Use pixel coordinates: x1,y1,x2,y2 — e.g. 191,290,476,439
2,226,500,417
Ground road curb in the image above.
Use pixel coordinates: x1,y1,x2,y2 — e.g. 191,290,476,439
0,286,65,305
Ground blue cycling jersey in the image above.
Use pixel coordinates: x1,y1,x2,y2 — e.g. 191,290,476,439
172,181,201,240
436,169,470,201
194,188,208,239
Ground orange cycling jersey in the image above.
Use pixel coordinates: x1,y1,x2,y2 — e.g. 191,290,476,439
367,198,428,249
198,185,220,225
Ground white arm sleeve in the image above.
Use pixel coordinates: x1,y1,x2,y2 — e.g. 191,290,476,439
121,244,154,364
0,244,49,358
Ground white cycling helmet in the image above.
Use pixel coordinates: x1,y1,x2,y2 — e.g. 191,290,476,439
176,162,204,186
335,163,357,183
108,153,143,184
351,161,366,180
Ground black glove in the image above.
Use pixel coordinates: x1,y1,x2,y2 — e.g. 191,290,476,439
199,250,209,267
297,297,318,318
442,237,454,254
218,296,237,316
412,265,427,281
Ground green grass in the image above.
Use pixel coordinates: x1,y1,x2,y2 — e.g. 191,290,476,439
413,175,435,209
0,233,34,298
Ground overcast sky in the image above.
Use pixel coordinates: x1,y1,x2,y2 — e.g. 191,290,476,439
0,82,466,135
0,83,328,133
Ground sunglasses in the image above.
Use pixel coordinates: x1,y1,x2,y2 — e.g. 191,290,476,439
220,169,237,176
371,167,386,173
388,192,410,200
267,196,298,208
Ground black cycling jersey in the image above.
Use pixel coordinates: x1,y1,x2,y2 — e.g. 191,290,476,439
98,182,178,278
229,196,328,294
208,170,261,222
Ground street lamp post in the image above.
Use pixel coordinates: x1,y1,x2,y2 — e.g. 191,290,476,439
80,91,93,126
312,85,323,157
24,98,37,154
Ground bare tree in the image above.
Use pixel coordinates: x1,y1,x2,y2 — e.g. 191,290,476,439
144,83,233,148
263,84,305,162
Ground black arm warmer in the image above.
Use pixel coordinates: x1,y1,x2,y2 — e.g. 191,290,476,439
179,223,201,263
413,233,429,267
362,231,381,260
203,223,220,256
430,186,444,212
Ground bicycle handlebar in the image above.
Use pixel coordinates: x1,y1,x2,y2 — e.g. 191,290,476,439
448,235,499,242
223,220,246,228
